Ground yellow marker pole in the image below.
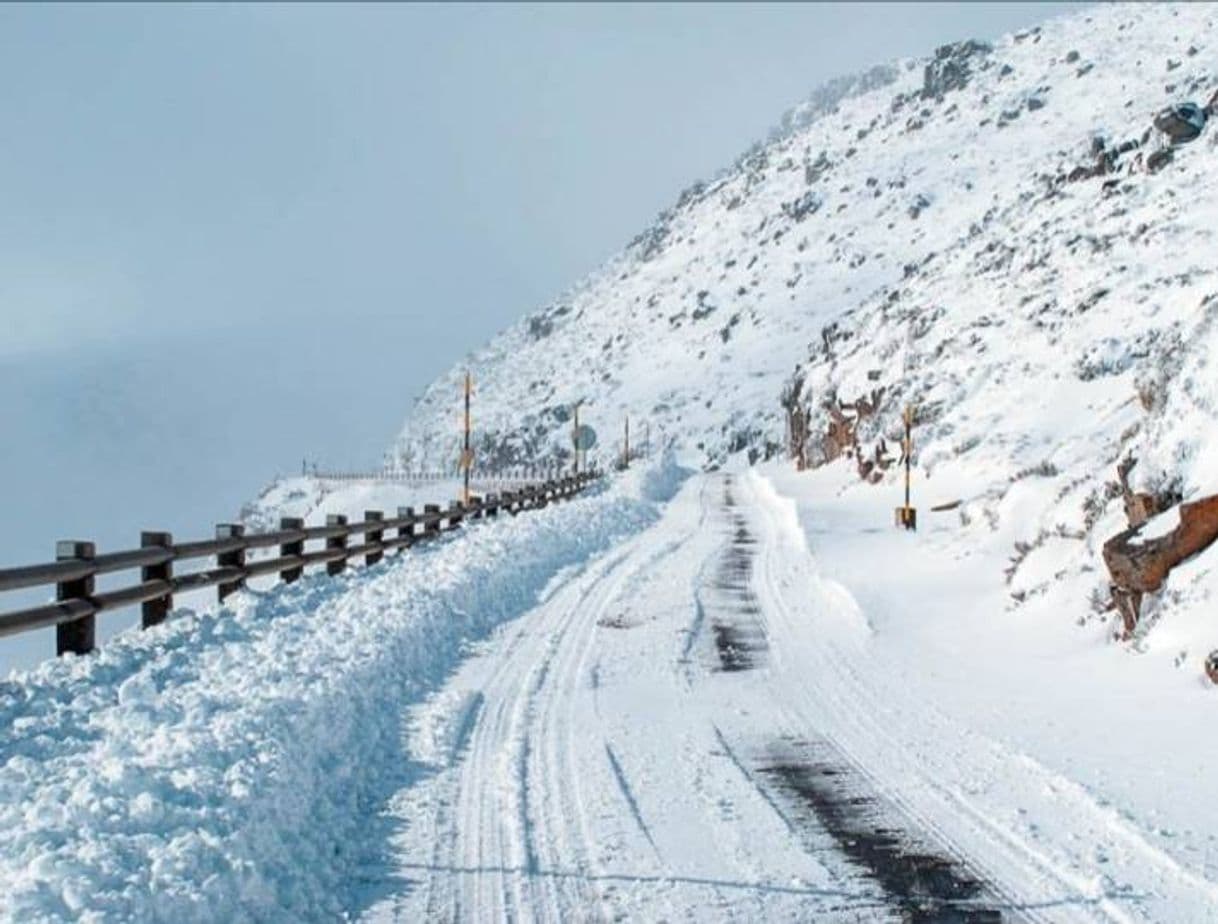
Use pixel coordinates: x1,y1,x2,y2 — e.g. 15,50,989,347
895,403,917,531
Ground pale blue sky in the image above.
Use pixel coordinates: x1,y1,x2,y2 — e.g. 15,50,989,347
0,2,1084,670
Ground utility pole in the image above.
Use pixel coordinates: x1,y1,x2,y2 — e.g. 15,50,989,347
460,371,473,505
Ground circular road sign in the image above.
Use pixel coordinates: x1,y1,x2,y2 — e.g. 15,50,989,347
573,424,598,451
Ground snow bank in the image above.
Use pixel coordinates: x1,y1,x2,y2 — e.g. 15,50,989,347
0,464,681,922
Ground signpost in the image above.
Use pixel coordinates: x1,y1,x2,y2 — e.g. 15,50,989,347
571,403,596,476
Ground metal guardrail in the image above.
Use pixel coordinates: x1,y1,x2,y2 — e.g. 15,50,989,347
0,471,600,658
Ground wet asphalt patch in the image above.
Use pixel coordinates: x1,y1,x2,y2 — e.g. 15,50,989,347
708,477,768,672
757,737,1007,923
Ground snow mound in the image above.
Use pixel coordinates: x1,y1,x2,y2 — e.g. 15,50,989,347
0,467,665,922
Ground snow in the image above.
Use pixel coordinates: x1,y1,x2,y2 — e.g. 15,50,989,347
349,464,1218,921
0,459,684,922
6,3,1218,919
381,1,1218,668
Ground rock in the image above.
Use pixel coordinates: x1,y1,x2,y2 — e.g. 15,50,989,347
783,191,822,222
1153,102,1207,144
1116,456,1180,528
1146,148,1175,173
921,40,992,100
1065,50,1081,63
1103,494,1218,636
528,315,554,340
1207,651,1218,685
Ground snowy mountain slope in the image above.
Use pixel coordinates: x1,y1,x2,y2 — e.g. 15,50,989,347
392,3,1215,474
390,2,1218,649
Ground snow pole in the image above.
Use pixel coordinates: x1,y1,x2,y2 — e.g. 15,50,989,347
623,414,630,469
895,403,917,531
460,371,474,505
572,401,581,477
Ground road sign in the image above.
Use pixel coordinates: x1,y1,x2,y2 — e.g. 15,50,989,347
573,424,597,451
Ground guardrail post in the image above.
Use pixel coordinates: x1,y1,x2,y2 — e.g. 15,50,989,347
486,493,499,517
365,510,384,566
326,515,348,575
56,540,95,656
217,524,246,602
424,504,442,538
397,507,415,550
448,499,465,530
280,517,304,583
469,495,483,520
140,531,173,628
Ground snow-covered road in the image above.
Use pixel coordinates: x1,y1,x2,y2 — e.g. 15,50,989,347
352,470,1218,922
6,462,1216,922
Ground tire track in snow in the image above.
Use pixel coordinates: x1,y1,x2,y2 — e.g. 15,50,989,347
604,743,663,861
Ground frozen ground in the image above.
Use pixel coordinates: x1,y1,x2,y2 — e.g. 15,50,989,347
350,463,1218,923
2,459,1215,921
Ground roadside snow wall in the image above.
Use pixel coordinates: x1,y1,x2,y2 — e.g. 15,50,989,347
0,460,684,922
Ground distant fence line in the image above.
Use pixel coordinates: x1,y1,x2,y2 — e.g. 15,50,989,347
311,465,569,487
0,472,600,661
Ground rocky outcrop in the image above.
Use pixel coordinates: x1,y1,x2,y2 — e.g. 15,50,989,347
1116,456,1180,529
820,387,885,470
921,40,991,100
1103,493,1218,637
781,371,810,469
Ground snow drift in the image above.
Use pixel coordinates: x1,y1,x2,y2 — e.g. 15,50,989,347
0,461,683,922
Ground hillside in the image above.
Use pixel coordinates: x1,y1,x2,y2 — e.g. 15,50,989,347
390,3,1218,651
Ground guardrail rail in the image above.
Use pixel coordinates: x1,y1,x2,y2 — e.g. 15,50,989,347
0,471,600,659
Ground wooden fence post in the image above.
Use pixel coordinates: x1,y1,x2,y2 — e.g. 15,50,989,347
56,540,95,656
365,510,384,566
141,531,173,628
424,504,441,538
280,517,304,583
217,524,246,603
326,515,348,575
397,507,415,550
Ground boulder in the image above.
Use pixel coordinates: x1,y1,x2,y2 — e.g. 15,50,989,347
921,40,991,100
1103,494,1218,636
1153,102,1207,144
